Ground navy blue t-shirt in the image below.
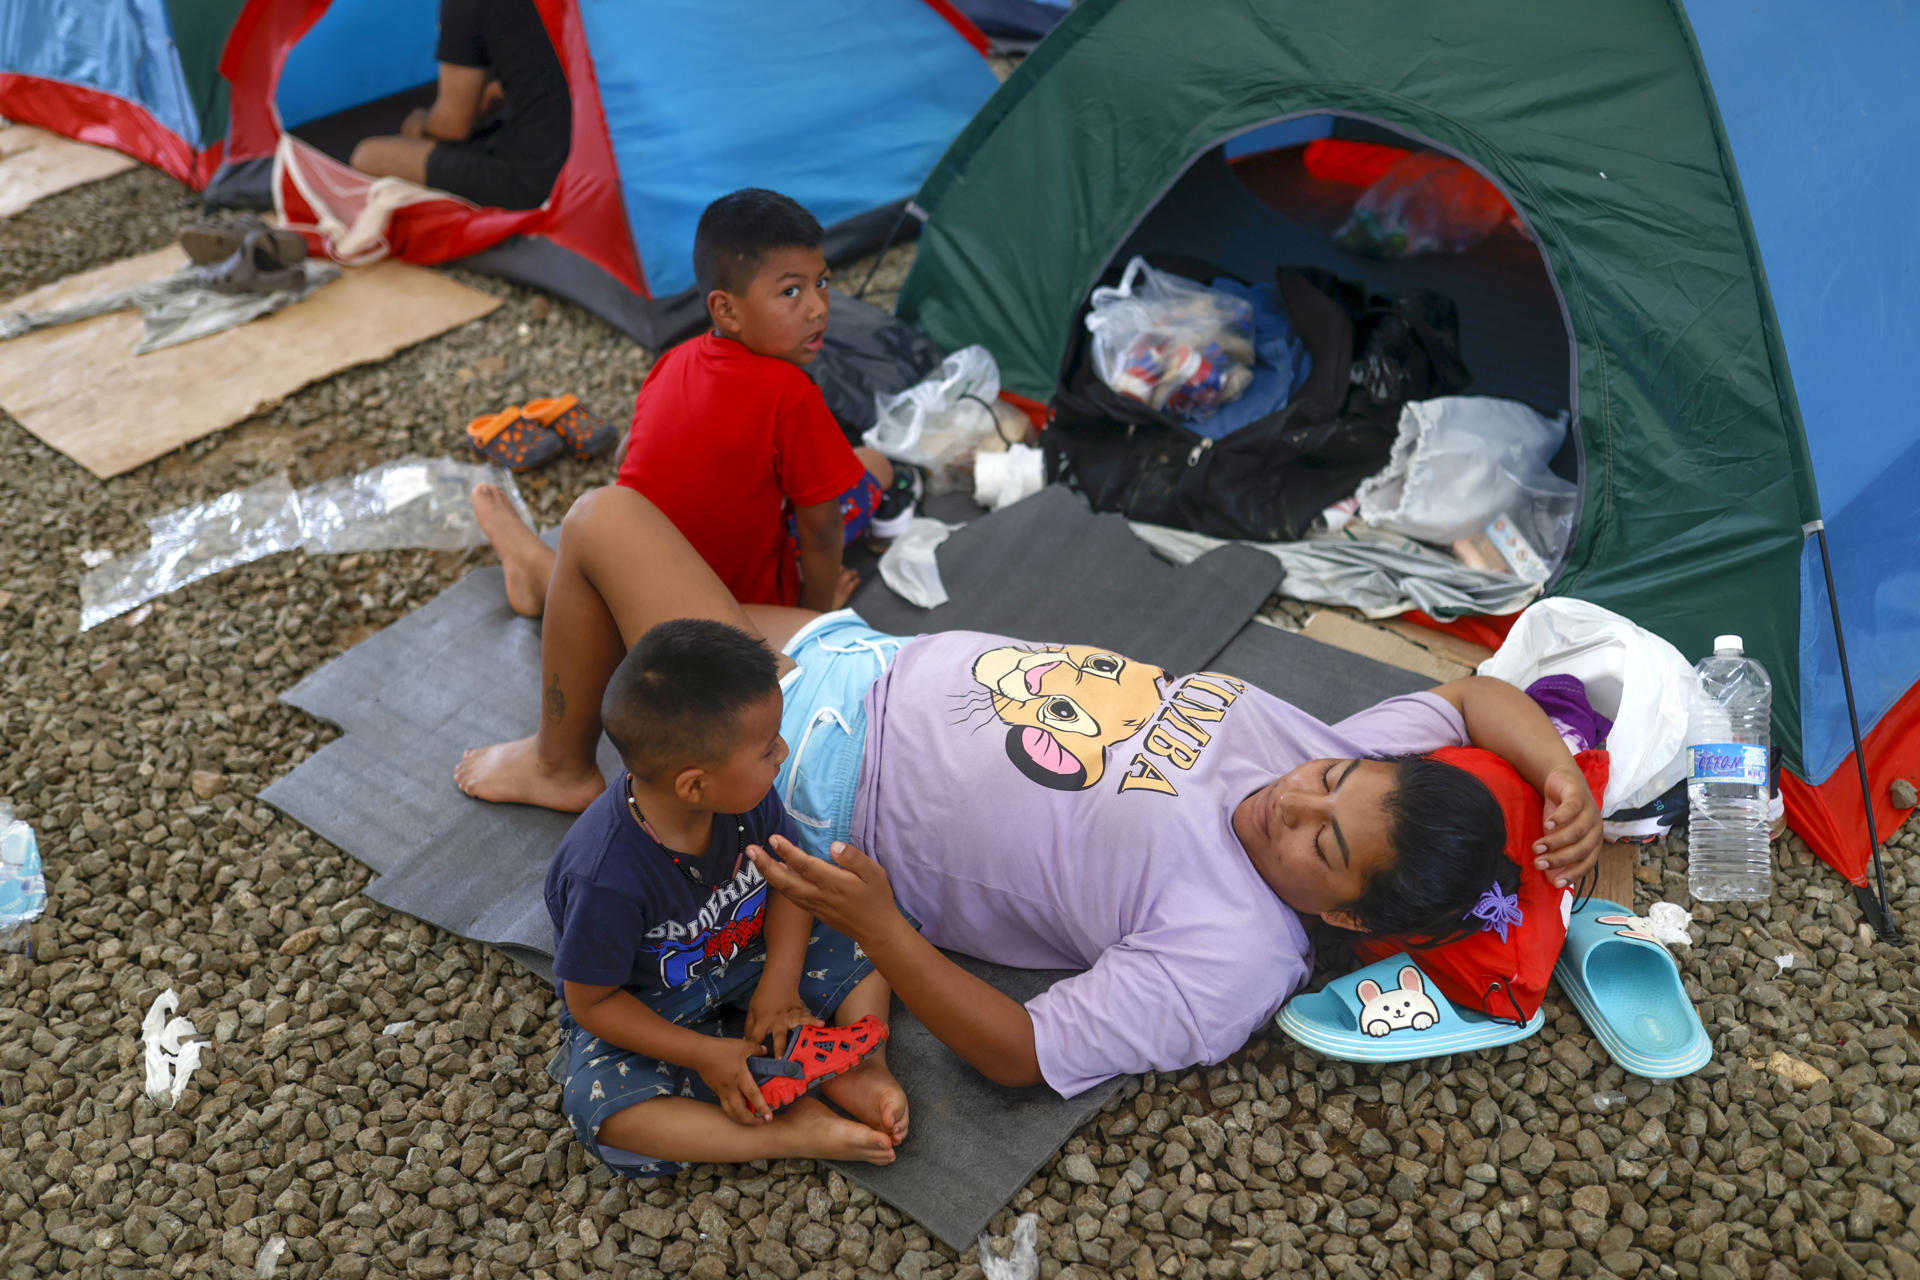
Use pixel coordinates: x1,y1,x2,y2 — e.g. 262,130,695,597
544,784,798,1014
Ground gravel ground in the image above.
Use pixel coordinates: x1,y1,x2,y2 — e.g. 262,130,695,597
4,166,1920,1280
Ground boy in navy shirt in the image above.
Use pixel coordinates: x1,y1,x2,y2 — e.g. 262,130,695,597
545,620,907,1175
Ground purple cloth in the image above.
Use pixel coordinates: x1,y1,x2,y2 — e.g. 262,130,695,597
852,630,1470,1096
1526,673,1612,753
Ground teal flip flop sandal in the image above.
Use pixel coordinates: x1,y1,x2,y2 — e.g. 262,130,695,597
1276,952,1544,1063
1552,898,1712,1078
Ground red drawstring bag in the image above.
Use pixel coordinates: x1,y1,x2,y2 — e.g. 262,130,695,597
1353,746,1610,1021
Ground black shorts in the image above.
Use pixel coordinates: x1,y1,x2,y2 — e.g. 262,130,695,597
425,125,562,210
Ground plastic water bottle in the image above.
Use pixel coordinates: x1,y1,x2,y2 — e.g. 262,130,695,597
1686,635,1773,901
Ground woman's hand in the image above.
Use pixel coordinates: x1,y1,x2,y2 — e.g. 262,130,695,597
748,836,901,944
1535,765,1602,888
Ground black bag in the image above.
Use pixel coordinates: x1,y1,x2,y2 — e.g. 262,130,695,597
1044,257,1471,542
809,291,943,445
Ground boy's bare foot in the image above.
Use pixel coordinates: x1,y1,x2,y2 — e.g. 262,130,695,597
471,482,556,618
777,1097,896,1165
455,736,605,812
822,1053,910,1147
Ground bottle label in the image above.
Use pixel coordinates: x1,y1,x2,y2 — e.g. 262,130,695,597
1691,743,1767,786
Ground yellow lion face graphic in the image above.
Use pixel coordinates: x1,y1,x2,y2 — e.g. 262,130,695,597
970,644,1166,790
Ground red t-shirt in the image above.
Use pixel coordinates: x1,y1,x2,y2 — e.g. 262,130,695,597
616,333,865,606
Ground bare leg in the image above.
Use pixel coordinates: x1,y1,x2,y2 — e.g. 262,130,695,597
456,486,777,810
471,483,556,618
743,604,823,655
853,447,894,491
819,973,909,1146
349,136,435,184
595,1094,895,1167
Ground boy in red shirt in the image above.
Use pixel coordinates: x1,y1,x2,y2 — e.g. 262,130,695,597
470,188,911,618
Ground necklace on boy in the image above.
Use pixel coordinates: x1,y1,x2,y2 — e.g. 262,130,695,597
623,772,747,892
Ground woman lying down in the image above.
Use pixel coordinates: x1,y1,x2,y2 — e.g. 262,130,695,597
456,485,1601,1100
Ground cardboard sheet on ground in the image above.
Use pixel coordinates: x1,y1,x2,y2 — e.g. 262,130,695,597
0,246,499,478
0,124,137,218
260,491,1427,1249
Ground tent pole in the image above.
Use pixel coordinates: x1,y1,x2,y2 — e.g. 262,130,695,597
854,202,916,302
1811,522,1903,944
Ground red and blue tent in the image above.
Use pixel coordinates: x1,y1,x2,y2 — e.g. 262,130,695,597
0,0,998,344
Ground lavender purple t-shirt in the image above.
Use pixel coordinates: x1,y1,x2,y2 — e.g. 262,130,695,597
850,630,1469,1096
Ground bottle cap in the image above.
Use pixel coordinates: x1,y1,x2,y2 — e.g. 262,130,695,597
1714,634,1743,653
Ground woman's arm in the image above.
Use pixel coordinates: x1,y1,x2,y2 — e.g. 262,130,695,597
1428,675,1603,887
747,837,1043,1087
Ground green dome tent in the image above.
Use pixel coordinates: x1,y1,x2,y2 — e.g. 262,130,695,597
897,0,1920,931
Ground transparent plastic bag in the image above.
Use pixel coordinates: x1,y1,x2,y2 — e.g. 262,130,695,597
0,803,46,954
80,459,531,629
1084,257,1255,416
877,518,959,608
1335,153,1517,258
1355,396,1575,569
297,457,530,553
864,345,1002,485
81,477,305,631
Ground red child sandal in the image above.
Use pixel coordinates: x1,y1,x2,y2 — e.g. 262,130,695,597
748,1015,890,1113
466,405,564,473
524,394,617,459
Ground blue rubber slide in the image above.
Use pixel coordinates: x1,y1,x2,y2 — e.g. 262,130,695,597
1277,952,1544,1064
1552,899,1712,1078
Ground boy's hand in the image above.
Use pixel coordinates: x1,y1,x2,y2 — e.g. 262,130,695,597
744,985,821,1057
696,1037,773,1126
1535,765,1602,888
401,108,430,139
748,836,900,944
829,567,860,610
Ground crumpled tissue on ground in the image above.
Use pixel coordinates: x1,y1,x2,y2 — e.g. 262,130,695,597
977,1213,1039,1280
141,988,207,1109
1640,902,1695,948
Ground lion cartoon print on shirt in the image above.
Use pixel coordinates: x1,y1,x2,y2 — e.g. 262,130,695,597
967,644,1167,790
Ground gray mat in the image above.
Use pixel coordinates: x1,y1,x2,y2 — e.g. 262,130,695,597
261,488,1285,1249
1208,619,1437,716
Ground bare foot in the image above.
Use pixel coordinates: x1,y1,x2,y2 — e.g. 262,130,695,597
822,1052,909,1147
454,736,605,812
775,1097,896,1165
471,482,556,618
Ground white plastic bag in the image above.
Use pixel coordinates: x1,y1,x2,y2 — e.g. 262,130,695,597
877,518,960,608
1355,396,1576,567
864,345,1001,484
1478,598,1704,813
1084,257,1255,416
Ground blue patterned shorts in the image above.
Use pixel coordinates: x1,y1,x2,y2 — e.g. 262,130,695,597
550,926,873,1177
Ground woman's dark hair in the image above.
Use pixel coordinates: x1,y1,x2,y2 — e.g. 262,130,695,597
603,619,779,779
1342,754,1515,946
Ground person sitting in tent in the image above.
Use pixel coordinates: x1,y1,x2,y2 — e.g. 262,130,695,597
348,0,571,211
452,484,1603,1098
469,188,913,617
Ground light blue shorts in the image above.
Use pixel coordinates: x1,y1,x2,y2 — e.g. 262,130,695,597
773,610,907,860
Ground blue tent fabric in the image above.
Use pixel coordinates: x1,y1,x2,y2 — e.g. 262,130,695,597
276,1,440,128
0,0,203,144
1685,0,1920,780
576,0,1000,298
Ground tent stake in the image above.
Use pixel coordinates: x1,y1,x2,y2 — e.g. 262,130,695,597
1812,523,1903,944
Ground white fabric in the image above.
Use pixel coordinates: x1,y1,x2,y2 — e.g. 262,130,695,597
1477,598,1703,813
